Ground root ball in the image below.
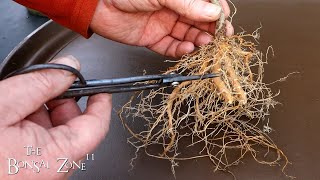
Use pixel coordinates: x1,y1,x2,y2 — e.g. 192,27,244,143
120,33,290,177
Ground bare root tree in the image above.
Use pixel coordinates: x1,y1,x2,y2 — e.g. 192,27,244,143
120,1,293,178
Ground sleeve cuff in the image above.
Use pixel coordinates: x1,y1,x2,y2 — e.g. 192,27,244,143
70,0,99,38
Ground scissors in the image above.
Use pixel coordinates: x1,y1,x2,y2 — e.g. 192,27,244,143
3,63,220,99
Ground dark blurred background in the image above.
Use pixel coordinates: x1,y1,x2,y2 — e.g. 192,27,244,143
0,0,48,62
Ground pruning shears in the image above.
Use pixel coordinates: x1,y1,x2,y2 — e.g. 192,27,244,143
3,63,220,99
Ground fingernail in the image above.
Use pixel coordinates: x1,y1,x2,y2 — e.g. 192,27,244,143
205,4,221,19
50,55,81,76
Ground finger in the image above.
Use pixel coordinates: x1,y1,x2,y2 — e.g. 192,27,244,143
209,22,217,34
184,27,201,43
191,21,217,34
220,0,231,18
46,98,82,127
170,21,192,41
0,56,80,127
160,0,222,22
26,106,52,129
172,18,217,37
194,32,213,46
225,20,234,37
179,17,232,38
50,94,112,158
148,36,195,57
184,27,213,46
166,40,195,57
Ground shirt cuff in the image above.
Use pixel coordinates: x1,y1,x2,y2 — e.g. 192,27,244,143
70,0,99,38
14,0,99,39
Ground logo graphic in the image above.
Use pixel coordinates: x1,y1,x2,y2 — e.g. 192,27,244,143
7,146,94,175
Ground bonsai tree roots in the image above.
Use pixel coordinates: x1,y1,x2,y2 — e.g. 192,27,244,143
120,1,292,178
120,33,291,176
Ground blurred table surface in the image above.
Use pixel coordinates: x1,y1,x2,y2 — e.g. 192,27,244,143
0,0,48,63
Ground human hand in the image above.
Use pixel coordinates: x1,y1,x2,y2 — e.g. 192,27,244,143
90,0,233,57
0,56,112,179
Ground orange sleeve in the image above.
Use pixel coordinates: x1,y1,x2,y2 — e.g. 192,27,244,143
14,0,99,38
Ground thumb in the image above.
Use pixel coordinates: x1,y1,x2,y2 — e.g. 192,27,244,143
0,56,80,127
50,93,112,160
160,0,222,22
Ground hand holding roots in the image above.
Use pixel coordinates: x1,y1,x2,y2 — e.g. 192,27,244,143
120,33,290,176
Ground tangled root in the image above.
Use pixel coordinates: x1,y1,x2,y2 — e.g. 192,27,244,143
120,32,292,178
